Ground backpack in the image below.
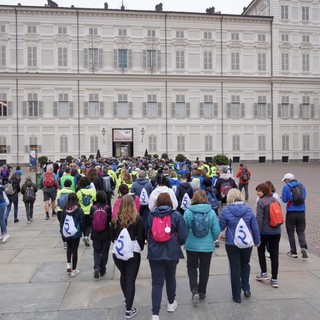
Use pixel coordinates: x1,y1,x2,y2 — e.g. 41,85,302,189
180,192,191,211
62,214,78,238
57,192,69,210
139,187,149,205
240,168,249,182
1,168,9,179
289,184,305,206
151,214,172,242
103,176,112,192
234,217,253,248
269,201,284,227
92,205,109,232
206,190,219,211
113,227,134,260
24,186,36,202
43,172,55,187
81,191,92,206
220,180,233,201
191,212,210,237
5,183,14,196
190,178,201,191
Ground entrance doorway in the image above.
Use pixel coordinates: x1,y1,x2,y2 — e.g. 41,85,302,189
112,128,133,157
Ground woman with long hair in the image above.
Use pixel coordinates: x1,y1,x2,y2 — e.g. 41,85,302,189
183,190,220,301
111,194,145,319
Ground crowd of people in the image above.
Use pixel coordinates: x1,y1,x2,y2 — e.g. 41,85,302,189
0,157,308,320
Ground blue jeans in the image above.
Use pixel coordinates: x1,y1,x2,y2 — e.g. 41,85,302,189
0,205,7,234
5,193,19,221
149,259,178,316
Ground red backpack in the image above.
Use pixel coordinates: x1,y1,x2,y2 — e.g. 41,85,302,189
43,172,55,187
92,205,109,232
151,215,172,242
269,201,284,227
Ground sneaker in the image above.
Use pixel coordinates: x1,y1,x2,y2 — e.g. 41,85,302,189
256,273,269,281
214,240,220,248
287,251,298,258
70,269,80,277
63,242,67,249
167,300,177,312
191,290,199,301
100,270,106,277
66,263,71,273
2,234,10,243
30,218,33,222
94,269,100,279
83,237,90,247
152,316,160,320
301,248,308,258
45,213,50,220
27,220,31,224
265,251,270,258
14,219,19,223
199,293,206,302
244,291,251,298
125,307,138,319
270,279,279,288
52,212,57,217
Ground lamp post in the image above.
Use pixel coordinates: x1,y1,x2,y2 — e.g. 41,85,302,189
101,127,106,143
141,127,145,142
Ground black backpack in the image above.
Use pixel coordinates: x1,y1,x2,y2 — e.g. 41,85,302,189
289,183,305,206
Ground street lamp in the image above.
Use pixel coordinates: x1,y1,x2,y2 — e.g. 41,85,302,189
141,127,145,142
101,127,106,143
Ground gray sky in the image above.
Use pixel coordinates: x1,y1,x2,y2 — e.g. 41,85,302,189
0,0,251,14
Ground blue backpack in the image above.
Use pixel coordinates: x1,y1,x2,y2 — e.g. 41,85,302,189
191,212,210,237
58,192,69,210
206,190,219,212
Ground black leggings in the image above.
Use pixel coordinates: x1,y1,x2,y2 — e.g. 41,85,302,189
66,237,80,270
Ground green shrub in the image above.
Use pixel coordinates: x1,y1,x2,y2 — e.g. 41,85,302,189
153,154,159,159
213,154,229,165
65,155,73,163
175,153,186,162
38,156,48,166
89,154,94,160
161,153,169,160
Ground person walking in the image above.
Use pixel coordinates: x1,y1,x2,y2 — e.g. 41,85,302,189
255,183,281,288
111,194,145,319
0,185,10,243
20,176,37,223
5,173,21,223
236,164,251,201
183,190,220,302
219,188,260,303
281,173,308,258
147,192,188,320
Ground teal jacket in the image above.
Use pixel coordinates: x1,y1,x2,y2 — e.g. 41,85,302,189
183,203,221,252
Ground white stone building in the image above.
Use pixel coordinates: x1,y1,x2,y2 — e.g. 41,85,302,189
0,0,319,164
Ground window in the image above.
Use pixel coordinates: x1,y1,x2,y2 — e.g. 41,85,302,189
28,93,39,117
300,96,313,119
27,47,37,67
176,31,184,38
0,136,7,153
177,135,185,152
255,96,267,118
118,29,127,36
231,52,240,71
57,93,70,117
145,94,158,118
146,50,156,69
84,48,103,68
58,26,67,34
302,6,309,21
118,49,128,68
147,29,156,37
200,95,217,118
114,94,131,117
228,95,241,118
302,35,310,43
0,45,5,66
89,93,99,117
281,53,289,71
258,135,266,151
60,136,68,153
205,135,213,152
58,47,68,67
90,136,98,153
279,96,290,119
0,93,7,117
302,135,310,151
148,135,157,153
204,51,213,70
27,25,37,34
302,54,310,72
281,34,289,42
281,5,289,20
204,31,212,40
231,33,239,41
282,135,289,151
89,27,98,35
258,34,266,42
176,50,185,69
232,135,240,151
175,95,186,118
258,53,266,71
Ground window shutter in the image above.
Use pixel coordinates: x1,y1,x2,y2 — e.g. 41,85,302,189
200,103,204,117
267,103,272,118
6,145,10,153
129,102,132,116
53,102,58,116
290,104,294,118
39,101,43,116
128,49,132,68
143,50,147,69
214,103,218,117
311,104,314,118
99,102,104,116
241,103,245,118
84,102,88,116
38,145,42,153
84,48,88,68
23,101,27,116
299,104,303,118
113,102,117,116
114,49,118,68
25,145,29,153
158,102,162,117
253,103,258,118
98,49,103,68
157,50,161,69
171,102,175,117
278,104,281,117
143,102,147,116
227,103,231,118
69,102,74,116
7,101,12,116
186,102,190,117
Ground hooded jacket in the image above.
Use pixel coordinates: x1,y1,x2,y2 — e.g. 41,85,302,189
131,178,153,198
147,205,187,260
183,203,220,252
20,179,38,202
175,182,194,214
219,202,260,246
281,180,306,212
213,173,237,202
148,186,178,211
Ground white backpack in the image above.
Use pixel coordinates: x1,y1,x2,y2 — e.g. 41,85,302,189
62,215,78,238
234,218,253,248
180,192,191,211
139,187,149,205
113,228,135,261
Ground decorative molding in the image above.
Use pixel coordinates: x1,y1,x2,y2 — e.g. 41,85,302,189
228,41,243,52
23,34,40,44
299,43,313,53
200,40,216,48
255,42,270,52
143,37,160,49
0,34,9,45
54,35,71,46
279,42,292,52
114,36,132,48
172,39,189,48
84,35,102,47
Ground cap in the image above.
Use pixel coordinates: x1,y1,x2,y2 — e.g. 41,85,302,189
281,173,295,181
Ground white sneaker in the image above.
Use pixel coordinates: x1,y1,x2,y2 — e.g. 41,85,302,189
167,300,177,312
70,269,80,277
152,315,160,320
66,263,71,273
2,234,10,243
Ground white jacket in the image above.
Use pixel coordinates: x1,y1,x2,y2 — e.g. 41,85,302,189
148,186,178,211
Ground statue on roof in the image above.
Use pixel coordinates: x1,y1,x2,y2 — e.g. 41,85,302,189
206,6,215,14
155,3,163,12
47,0,58,7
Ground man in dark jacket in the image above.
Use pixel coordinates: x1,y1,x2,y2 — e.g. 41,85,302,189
175,174,193,215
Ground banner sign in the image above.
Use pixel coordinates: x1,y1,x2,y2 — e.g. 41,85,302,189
113,129,133,142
